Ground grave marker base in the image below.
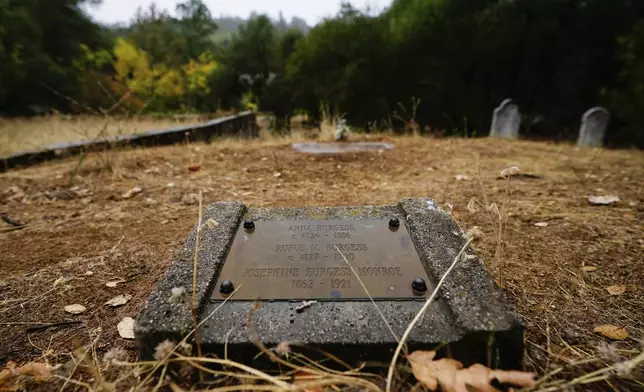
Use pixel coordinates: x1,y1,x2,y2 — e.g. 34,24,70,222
135,199,524,368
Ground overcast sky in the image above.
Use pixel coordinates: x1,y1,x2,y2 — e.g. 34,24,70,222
85,0,393,26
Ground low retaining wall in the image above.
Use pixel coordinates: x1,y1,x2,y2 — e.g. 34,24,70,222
1,112,257,173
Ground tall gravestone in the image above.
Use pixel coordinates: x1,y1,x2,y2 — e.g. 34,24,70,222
490,99,522,139
136,199,523,369
577,107,610,147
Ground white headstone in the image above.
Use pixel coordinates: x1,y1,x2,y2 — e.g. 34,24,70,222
335,118,350,141
490,99,521,139
577,107,609,147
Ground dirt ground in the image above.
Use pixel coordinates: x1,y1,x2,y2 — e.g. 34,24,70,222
0,133,642,389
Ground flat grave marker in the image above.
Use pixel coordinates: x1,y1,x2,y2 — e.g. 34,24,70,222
292,142,394,154
136,199,524,368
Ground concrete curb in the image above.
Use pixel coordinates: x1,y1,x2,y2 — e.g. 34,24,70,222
1,112,258,173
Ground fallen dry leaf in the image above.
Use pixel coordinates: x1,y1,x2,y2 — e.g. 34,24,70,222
0,363,16,390
587,195,619,205
106,280,126,288
467,198,479,213
3,186,26,204
121,186,142,199
105,294,132,307
407,350,535,392
458,364,536,392
117,317,135,339
144,167,160,175
0,361,52,386
407,351,462,391
188,165,201,172
606,285,626,296
500,166,520,177
594,325,628,340
15,362,52,382
582,266,598,272
292,369,323,392
274,341,291,358
64,304,86,315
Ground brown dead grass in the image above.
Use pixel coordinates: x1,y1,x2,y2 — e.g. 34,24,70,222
0,114,220,156
0,129,643,390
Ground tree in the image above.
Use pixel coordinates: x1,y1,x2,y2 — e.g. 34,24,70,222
609,21,644,147
0,0,107,114
286,5,390,125
227,15,278,79
175,0,218,60
127,3,186,66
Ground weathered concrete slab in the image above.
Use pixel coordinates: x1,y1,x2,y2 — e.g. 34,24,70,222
292,142,394,154
136,199,523,368
1,112,258,173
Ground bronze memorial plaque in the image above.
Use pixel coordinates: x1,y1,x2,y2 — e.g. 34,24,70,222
212,219,431,300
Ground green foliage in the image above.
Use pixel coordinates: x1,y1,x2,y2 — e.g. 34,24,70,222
175,0,218,60
228,15,279,78
0,0,108,114
125,0,216,69
608,21,644,147
286,5,390,124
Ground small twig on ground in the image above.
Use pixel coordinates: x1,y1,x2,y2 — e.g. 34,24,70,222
476,164,499,237
495,167,516,287
192,192,204,369
59,347,88,392
472,165,517,286
109,235,126,254
1,215,24,228
41,83,101,116
25,320,83,333
176,355,292,389
532,350,644,391
0,287,60,314
385,237,474,392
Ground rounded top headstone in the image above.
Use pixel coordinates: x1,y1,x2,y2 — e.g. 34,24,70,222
498,98,515,110
582,106,610,120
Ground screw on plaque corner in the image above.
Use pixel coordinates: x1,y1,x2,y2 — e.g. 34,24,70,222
389,217,400,230
220,280,234,295
411,277,427,294
243,220,255,231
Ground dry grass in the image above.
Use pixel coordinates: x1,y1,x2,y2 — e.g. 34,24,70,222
0,114,217,156
0,120,642,391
